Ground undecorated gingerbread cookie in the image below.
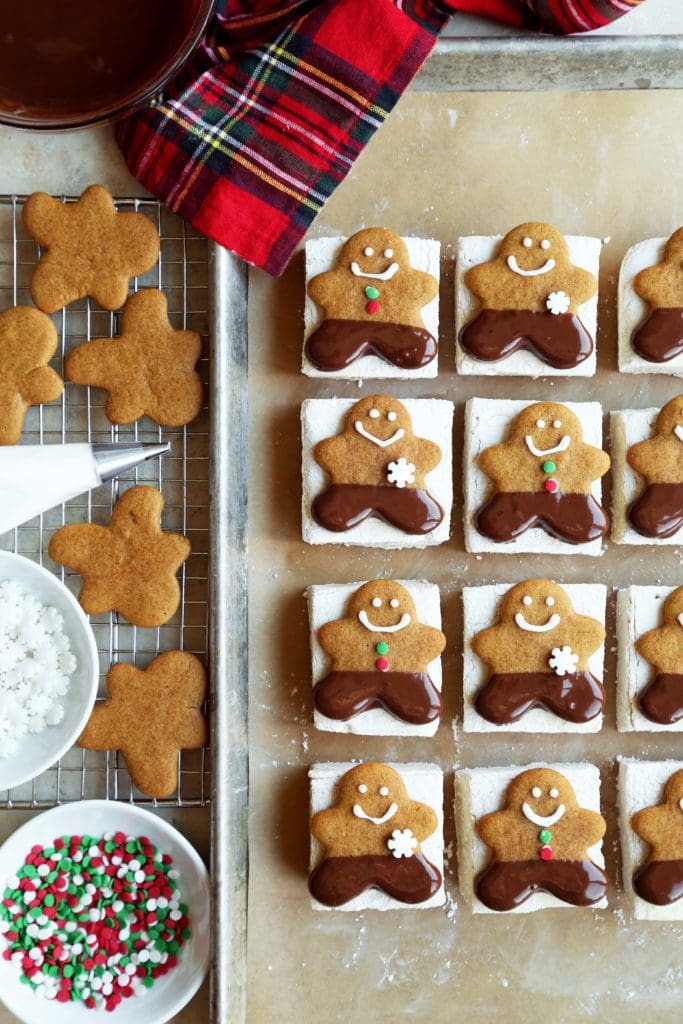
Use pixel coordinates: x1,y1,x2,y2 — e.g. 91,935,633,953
475,767,608,911
49,485,190,627
314,580,446,727
475,401,610,546
65,289,203,426
636,586,683,726
459,222,598,370
309,762,442,907
0,306,63,445
631,768,683,906
312,394,443,536
631,227,683,363
305,229,438,372
23,184,160,312
626,394,683,540
472,580,605,725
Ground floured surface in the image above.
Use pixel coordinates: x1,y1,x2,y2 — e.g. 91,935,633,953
246,92,683,1024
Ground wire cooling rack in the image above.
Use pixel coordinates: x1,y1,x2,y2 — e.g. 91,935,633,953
0,195,210,810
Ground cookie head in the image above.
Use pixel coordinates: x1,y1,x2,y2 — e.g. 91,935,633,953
336,763,409,823
499,223,570,278
656,394,683,442
663,227,683,263
510,402,583,456
348,580,417,633
338,229,409,283
662,586,683,627
500,579,572,634
343,394,412,446
507,768,579,825
663,768,683,809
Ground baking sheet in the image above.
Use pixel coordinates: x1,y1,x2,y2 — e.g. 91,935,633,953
246,90,683,1023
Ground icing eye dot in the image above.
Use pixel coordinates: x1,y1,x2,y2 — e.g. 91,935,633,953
372,597,382,608
364,247,374,256
387,411,397,422
553,419,562,429
540,239,550,250
531,787,542,798
358,784,368,794
523,595,533,606
368,408,380,419
549,787,559,799
383,248,393,258
390,599,399,609
536,419,546,429
522,237,533,248
545,597,555,607
379,786,389,797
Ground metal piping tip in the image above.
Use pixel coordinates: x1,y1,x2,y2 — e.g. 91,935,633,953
92,442,171,483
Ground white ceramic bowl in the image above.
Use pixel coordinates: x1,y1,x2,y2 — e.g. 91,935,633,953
0,801,210,1024
0,551,99,791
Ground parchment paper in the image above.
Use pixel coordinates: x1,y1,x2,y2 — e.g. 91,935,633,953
247,91,683,1024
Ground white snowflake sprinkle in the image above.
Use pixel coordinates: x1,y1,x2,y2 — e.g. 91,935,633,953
546,290,570,316
387,828,418,859
386,457,415,489
549,645,579,677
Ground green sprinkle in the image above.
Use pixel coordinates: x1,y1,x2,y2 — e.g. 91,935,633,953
542,460,556,474
375,641,389,656
364,285,380,300
538,828,552,844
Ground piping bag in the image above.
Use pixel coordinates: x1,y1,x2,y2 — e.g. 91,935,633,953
0,442,170,534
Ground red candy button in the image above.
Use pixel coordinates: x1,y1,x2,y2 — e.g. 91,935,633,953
366,299,381,315
539,845,553,861
544,478,559,494
375,657,389,672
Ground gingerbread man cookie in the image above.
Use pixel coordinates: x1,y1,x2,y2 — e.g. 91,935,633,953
627,394,683,540
305,229,438,372
475,767,608,911
475,401,610,545
312,395,443,535
309,762,441,907
48,486,190,627
636,587,683,726
631,227,683,363
65,289,203,427
473,581,605,725
78,651,208,798
631,768,683,906
459,223,598,369
0,306,63,445
314,580,446,726
23,185,160,313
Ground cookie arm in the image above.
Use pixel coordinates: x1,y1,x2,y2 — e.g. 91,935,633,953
403,268,439,309
19,366,64,405
310,807,340,853
402,437,442,478
581,443,610,482
625,437,653,479
312,435,346,477
636,627,663,669
77,701,122,751
414,623,446,663
464,261,499,307
571,614,606,661
475,808,507,853
633,263,670,308
307,270,341,313
578,808,607,849
630,804,665,847
476,442,510,484
317,619,355,665
567,265,598,309
402,801,438,844
470,624,501,668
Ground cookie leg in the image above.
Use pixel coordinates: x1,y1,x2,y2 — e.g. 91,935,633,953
477,858,607,910
474,674,540,724
380,671,443,724
639,673,683,726
459,310,593,369
475,492,540,542
375,853,442,903
475,860,543,910
542,493,609,544
375,487,443,534
459,309,523,362
628,484,683,540
525,312,594,370
631,308,683,363
311,484,374,532
633,859,683,906
475,671,604,725
313,671,382,720
306,319,437,371
540,671,605,723
308,855,376,906
542,859,608,907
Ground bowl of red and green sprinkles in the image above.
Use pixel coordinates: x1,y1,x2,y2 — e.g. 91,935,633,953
0,802,210,1023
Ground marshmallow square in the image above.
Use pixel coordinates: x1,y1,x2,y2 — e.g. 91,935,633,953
309,762,445,911
303,236,440,380
301,397,454,548
463,397,606,556
610,408,681,545
616,586,682,733
618,759,683,920
455,234,601,377
307,580,443,737
618,239,683,377
454,762,607,914
462,583,607,734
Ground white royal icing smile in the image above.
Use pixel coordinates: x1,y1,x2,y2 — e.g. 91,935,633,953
507,255,556,277
350,260,399,281
514,612,561,633
521,802,566,827
353,802,398,825
354,421,405,448
358,609,411,633
525,435,571,457
675,425,683,443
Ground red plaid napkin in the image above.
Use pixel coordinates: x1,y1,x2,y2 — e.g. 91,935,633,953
116,0,644,276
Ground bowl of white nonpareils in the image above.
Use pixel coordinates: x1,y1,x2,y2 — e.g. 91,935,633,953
0,551,99,792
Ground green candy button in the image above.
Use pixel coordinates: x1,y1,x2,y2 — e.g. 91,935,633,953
538,829,552,844
365,285,380,300
376,641,389,656
542,461,556,474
